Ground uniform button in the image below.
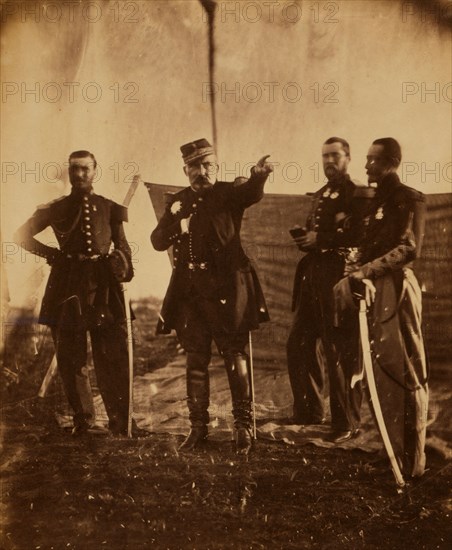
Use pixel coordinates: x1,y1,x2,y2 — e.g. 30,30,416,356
84,216,90,221
86,224,91,229
87,240,92,244
192,204,197,208
86,232,92,236
198,197,203,202
83,196,89,201
87,248,92,252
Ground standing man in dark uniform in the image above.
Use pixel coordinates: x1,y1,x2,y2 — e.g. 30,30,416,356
287,137,364,443
15,150,136,437
342,138,428,476
151,138,272,454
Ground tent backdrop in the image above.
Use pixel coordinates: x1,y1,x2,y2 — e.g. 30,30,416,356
146,183,452,363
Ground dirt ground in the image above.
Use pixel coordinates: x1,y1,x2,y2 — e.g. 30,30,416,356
1,299,451,550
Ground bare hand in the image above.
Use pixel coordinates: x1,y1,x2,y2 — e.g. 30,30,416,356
253,155,273,176
296,231,317,249
350,269,365,280
362,279,376,307
350,271,376,306
181,214,193,234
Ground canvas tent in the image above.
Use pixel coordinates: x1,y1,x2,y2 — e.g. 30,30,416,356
146,183,452,364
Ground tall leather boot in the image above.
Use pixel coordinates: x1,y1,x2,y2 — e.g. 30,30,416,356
225,354,253,455
179,352,210,451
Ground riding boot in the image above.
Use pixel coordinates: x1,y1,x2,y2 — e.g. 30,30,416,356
224,354,253,455
179,351,210,451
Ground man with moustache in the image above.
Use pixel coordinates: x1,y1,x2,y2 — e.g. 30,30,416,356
15,150,140,437
151,138,272,454
337,138,428,476
287,137,365,443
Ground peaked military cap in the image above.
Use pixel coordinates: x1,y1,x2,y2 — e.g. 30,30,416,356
180,138,215,165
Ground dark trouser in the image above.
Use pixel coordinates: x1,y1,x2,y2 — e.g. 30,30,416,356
52,322,130,430
286,252,361,430
174,289,251,430
335,313,362,431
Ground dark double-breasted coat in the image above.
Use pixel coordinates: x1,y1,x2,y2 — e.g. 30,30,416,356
151,173,270,335
15,188,134,430
358,173,428,476
15,189,133,328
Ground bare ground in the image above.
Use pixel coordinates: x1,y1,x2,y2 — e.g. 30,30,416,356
1,298,451,550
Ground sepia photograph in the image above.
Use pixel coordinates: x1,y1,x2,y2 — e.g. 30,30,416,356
1,0,451,548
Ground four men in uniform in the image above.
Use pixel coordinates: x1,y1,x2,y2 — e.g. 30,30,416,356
14,138,428,474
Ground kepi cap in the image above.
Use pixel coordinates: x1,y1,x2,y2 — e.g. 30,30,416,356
180,138,215,165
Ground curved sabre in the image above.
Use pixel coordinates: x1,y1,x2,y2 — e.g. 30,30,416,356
359,299,405,490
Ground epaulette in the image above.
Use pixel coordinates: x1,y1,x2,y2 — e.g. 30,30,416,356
350,178,364,187
112,202,128,223
164,191,177,205
395,184,425,204
37,195,67,210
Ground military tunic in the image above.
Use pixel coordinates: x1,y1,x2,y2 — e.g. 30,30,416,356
151,175,270,342
15,189,133,432
287,175,366,430
357,173,428,476
151,173,270,430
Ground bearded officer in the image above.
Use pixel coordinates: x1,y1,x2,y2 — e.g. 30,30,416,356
15,150,140,437
287,137,368,443
151,138,272,454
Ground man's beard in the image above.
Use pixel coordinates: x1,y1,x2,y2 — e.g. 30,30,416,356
324,165,345,182
70,179,94,192
191,175,213,193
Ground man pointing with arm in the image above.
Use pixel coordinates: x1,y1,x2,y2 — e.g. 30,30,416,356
151,138,272,455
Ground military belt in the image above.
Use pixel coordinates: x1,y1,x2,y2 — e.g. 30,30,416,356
65,253,104,262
